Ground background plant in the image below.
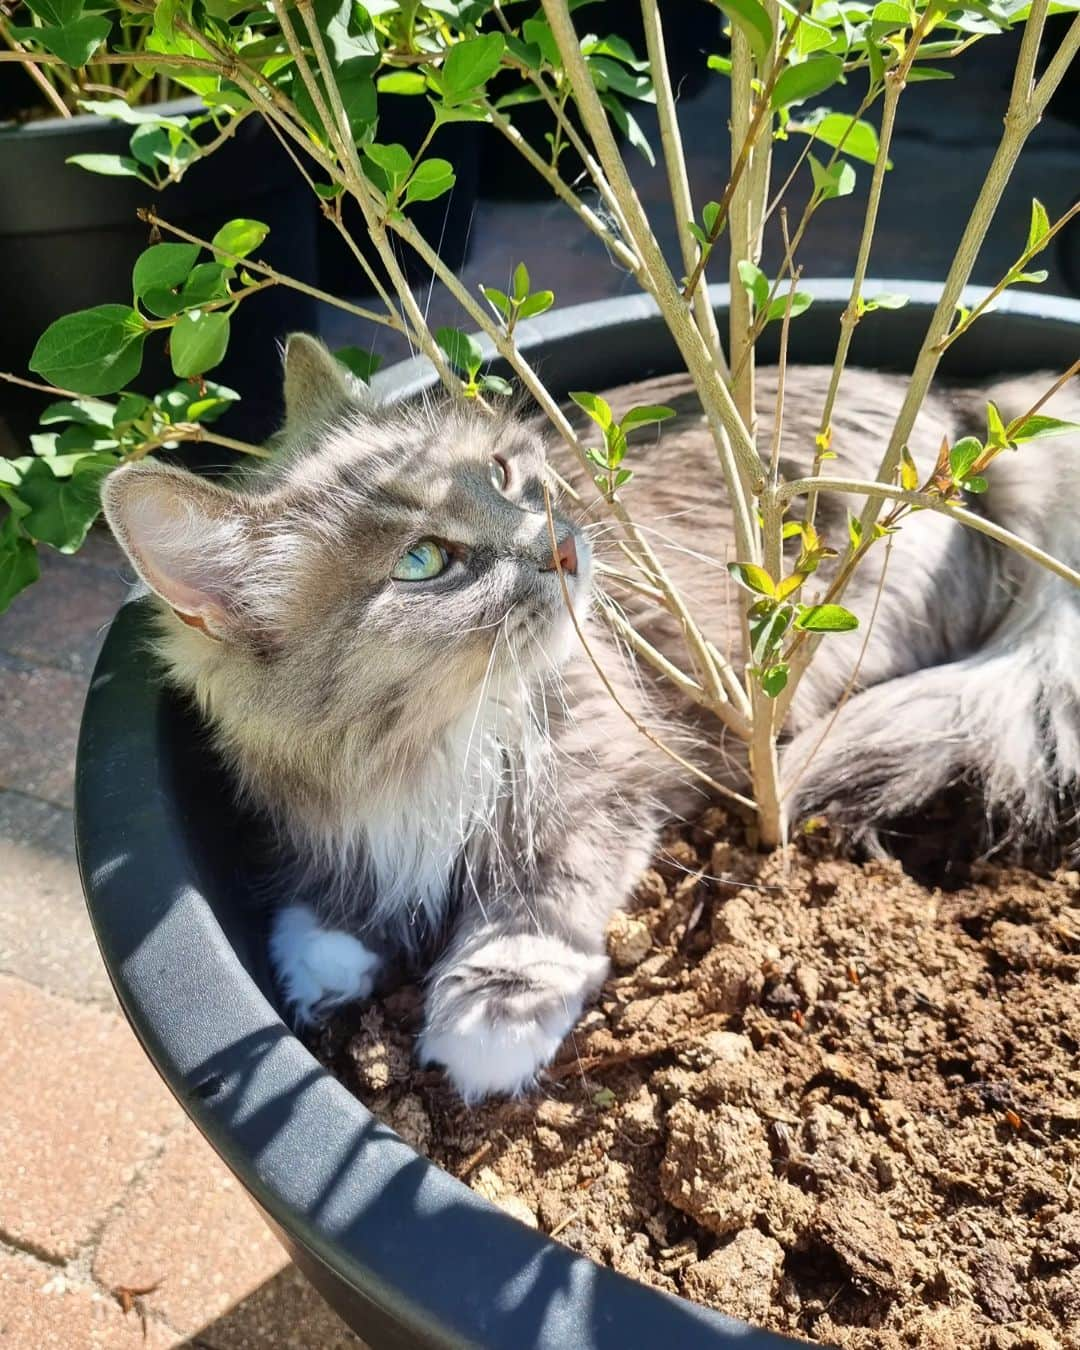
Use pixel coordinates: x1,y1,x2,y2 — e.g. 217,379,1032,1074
2,0,1080,847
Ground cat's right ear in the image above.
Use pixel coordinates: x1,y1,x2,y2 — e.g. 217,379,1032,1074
282,333,357,437
102,462,254,642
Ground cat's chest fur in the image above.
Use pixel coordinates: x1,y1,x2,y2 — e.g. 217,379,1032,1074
315,686,552,950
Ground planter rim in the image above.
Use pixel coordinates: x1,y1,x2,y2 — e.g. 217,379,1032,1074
77,282,1080,1350
371,276,1080,402
0,94,204,139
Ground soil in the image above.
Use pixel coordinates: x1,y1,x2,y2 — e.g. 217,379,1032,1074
312,813,1080,1348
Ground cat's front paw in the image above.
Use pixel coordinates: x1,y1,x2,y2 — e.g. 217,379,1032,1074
418,934,608,1102
270,904,381,1026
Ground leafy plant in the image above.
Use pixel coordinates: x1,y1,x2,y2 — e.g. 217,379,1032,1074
3,0,1080,847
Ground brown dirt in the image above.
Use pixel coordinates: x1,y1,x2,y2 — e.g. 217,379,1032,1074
312,813,1080,1348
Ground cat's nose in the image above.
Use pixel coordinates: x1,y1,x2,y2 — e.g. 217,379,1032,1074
541,531,578,577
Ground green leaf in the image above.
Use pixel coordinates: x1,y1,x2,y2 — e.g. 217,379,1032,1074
864,292,909,311
133,243,200,303
727,560,777,597
570,390,613,430
480,374,513,397
1012,268,1049,286
899,446,919,491
363,141,413,195
66,153,144,179
435,326,483,378
749,603,791,661
808,153,856,199
788,112,883,165
761,663,789,698
177,262,230,310
76,97,188,127
29,306,146,396
333,346,383,382
404,158,456,205
621,404,676,432
986,399,1008,448
906,67,953,81
1026,197,1051,254
517,290,554,320
442,32,505,97
15,455,115,553
170,311,231,378
377,70,427,94
948,435,983,481
737,260,769,313
794,603,859,631
39,397,116,428
765,291,813,323
481,286,511,319
866,36,886,89
770,54,844,110
714,0,774,62
211,219,270,260
9,14,111,67
0,515,39,613
702,200,722,235
962,475,989,493
600,93,655,165
512,262,530,302
155,380,239,424
1009,414,1080,442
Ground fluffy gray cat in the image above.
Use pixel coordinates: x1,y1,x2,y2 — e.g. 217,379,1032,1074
102,336,1079,1101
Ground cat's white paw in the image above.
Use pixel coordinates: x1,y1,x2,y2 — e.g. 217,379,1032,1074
418,934,608,1102
270,904,381,1025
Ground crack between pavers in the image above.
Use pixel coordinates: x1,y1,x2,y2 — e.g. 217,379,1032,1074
0,1227,70,1269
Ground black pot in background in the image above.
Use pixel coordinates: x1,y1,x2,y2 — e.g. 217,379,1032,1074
316,95,479,297
0,98,318,452
76,282,1080,1349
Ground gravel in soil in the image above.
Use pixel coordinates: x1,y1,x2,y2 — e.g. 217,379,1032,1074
312,812,1080,1348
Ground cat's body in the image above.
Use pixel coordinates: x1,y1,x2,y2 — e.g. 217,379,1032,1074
102,338,1080,1101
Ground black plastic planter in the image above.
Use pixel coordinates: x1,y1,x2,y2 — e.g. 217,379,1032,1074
0,98,318,448
76,283,1080,1349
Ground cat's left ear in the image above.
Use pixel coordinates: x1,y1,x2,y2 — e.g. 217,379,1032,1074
102,461,257,642
282,333,358,437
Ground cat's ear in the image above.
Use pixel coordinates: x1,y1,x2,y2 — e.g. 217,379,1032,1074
102,461,254,641
282,333,356,436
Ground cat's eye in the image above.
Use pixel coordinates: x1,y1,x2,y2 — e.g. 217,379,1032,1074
391,539,450,582
489,455,509,492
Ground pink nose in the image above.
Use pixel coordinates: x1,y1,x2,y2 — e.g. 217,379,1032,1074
542,532,578,577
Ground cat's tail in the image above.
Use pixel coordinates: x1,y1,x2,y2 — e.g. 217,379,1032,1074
781,378,1080,865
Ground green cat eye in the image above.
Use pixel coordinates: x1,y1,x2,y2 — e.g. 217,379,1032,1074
391,539,450,582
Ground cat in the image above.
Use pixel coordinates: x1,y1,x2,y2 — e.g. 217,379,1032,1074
101,335,1080,1101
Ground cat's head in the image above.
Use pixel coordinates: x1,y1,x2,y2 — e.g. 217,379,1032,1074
101,335,591,761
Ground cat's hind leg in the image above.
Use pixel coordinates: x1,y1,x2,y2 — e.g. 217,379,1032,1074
269,903,382,1025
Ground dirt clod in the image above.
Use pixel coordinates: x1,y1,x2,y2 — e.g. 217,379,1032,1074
317,823,1080,1346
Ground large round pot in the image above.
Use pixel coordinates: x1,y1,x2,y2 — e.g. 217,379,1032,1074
76,282,1080,1349
0,97,318,448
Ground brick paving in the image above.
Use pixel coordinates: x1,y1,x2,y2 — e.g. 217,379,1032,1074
0,535,363,1347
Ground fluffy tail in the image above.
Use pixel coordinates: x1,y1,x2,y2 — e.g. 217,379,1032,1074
782,375,1080,868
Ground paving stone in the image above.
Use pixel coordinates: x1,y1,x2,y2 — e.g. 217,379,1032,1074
0,655,85,809
0,791,113,1004
0,544,128,675
0,1250,179,1350
93,1128,291,1337
0,976,184,1261
188,1264,367,1350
